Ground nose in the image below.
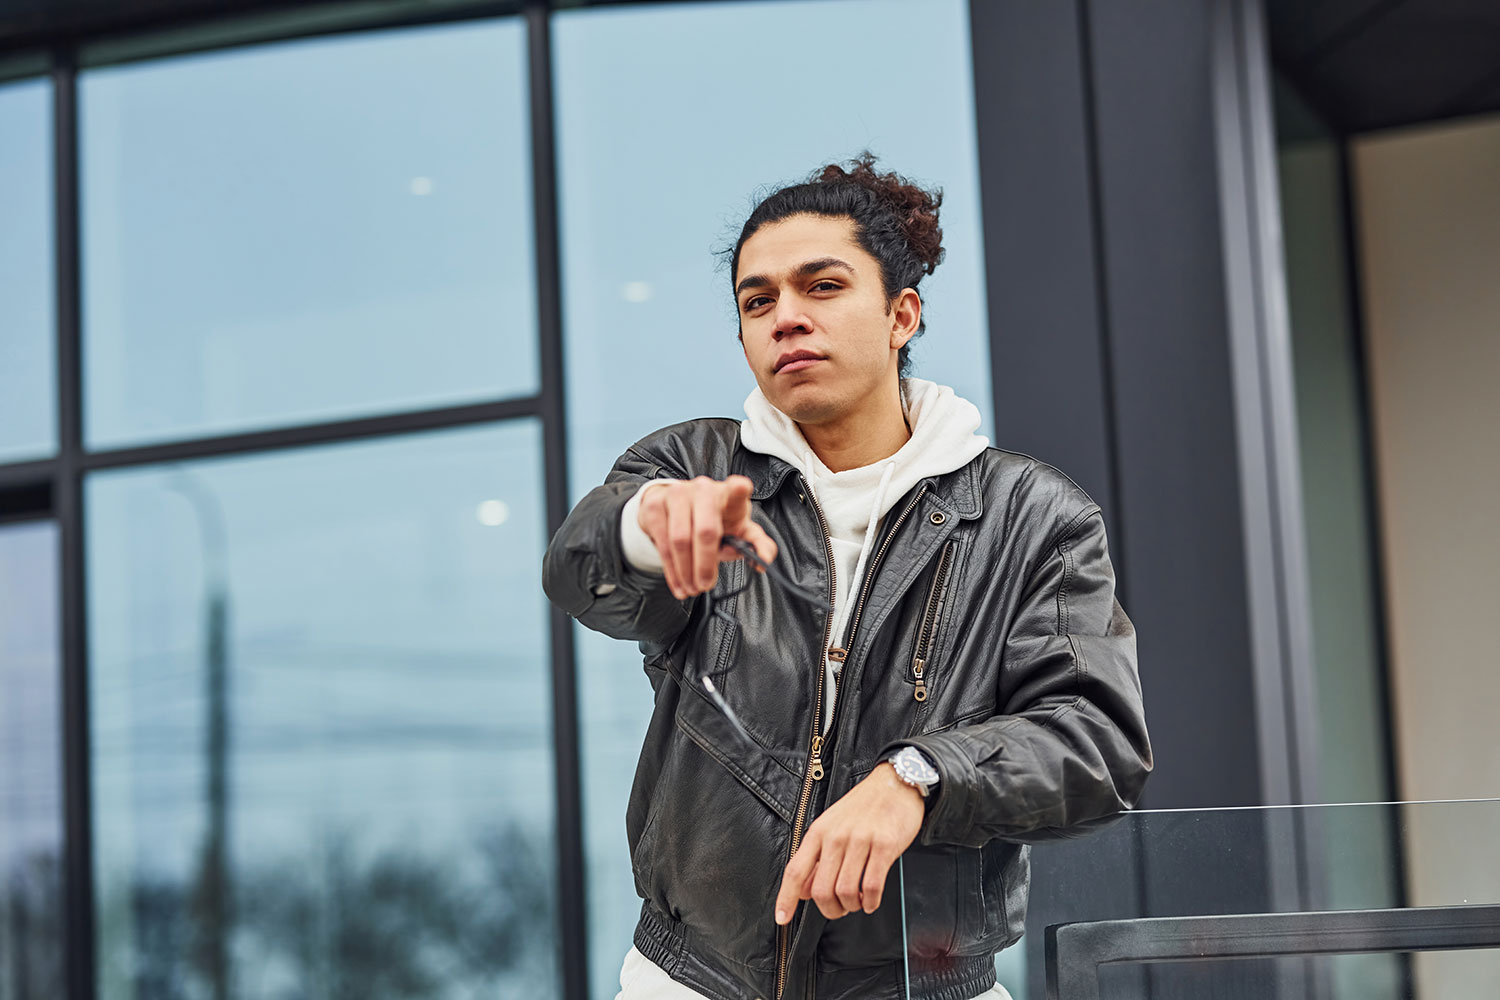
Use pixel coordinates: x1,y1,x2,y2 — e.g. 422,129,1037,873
772,294,812,341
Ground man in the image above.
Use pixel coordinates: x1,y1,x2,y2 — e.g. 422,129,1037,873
543,157,1151,1000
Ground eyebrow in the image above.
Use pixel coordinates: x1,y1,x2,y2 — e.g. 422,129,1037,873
735,257,857,299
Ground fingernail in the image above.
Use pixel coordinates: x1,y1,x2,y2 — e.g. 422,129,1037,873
775,909,786,924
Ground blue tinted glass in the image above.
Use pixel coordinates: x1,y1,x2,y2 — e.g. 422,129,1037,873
0,521,64,998
0,78,57,463
554,1,992,993
86,422,558,997
80,20,537,450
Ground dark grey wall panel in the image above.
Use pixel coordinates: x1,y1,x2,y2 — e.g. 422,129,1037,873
966,2,1282,995
970,0,1117,523
1082,0,1264,810
971,0,1267,812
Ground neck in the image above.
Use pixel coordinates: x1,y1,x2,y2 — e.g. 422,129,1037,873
799,379,911,473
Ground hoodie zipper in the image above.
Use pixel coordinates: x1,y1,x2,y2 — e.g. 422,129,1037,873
775,481,929,1000
910,539,956,703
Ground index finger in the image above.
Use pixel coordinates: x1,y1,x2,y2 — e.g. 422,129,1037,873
775,837,819,925
720,476,777,567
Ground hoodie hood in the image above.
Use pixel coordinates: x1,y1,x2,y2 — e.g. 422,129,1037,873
739,376,990,519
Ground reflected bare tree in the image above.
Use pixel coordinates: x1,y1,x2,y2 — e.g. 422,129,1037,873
128,873,196,1000
89,822,556,1000
2,849,64,999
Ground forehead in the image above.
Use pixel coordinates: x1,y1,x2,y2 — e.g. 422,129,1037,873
737,214,870,278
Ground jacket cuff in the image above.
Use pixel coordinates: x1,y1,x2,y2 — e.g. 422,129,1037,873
620,481,670,574
880,735,974,846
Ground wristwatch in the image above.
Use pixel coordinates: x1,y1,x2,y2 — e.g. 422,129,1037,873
886,746,940,798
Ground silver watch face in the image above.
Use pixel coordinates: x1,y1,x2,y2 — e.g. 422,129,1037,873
892,747,939,788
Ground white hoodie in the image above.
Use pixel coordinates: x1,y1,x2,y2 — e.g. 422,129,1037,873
620,377,989,734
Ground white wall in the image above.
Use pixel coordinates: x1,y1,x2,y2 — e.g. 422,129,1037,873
1353,112,1500,997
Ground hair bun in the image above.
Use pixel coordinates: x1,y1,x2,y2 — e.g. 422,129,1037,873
815,152,945,275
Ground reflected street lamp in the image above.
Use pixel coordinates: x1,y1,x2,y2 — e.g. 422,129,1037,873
166,470,231,1000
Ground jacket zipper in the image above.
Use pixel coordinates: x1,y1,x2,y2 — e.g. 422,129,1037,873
775,481,930,1000
776,474,837,1000
910,540,956,703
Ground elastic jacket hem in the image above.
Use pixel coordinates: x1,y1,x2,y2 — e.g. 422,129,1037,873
633,901,999,1000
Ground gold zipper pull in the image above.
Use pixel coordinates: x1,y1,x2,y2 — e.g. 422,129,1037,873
827,646,847,662
912,657,928,702
808,736,825,781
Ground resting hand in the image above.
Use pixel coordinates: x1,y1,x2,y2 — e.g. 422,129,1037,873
773,762,925,924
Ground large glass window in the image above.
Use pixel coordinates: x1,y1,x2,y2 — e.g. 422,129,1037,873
553,1,993,993
86,421,558,998
80,20,537,451
0,78,57,463
0,520,64,998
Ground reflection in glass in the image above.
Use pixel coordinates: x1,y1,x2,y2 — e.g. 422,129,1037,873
0,521,64,998
910,801,1500,999
0,78,57,463
1091,951,1493,1000
86,422,558,998
80,19,537,450
554,1,992,994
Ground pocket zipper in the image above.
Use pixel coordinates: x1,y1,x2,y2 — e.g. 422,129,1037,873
911,540,956,702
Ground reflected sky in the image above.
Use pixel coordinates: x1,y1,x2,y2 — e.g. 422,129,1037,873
0,521,63,1000
0,521,62,869
0,78,56,463
79,19,538,451
87,422,553,876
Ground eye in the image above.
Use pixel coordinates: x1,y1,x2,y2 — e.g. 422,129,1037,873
811,280,840,292
742,295,771,312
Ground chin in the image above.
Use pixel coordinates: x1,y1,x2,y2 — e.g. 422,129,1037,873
766,384,844,425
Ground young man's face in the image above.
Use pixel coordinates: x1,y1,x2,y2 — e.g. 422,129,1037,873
735,214,919,426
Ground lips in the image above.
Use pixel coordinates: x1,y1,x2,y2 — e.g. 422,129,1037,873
774,350,826,373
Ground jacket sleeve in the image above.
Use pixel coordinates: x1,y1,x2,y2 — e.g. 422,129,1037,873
883,507,1152,848
541,444,692,649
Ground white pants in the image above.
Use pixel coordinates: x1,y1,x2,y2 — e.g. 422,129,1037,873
615,945,1015,1000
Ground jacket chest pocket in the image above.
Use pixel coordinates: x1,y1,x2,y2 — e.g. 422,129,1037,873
906,539,957,720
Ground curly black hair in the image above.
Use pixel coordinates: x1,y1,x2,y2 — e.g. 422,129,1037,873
726,152,945,377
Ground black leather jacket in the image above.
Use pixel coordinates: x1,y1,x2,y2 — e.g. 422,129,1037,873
543,419,1151,1000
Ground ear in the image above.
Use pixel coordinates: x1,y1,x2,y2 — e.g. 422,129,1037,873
889,288,922,350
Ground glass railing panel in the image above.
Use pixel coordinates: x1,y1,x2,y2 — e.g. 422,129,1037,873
893,799,1500,1000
